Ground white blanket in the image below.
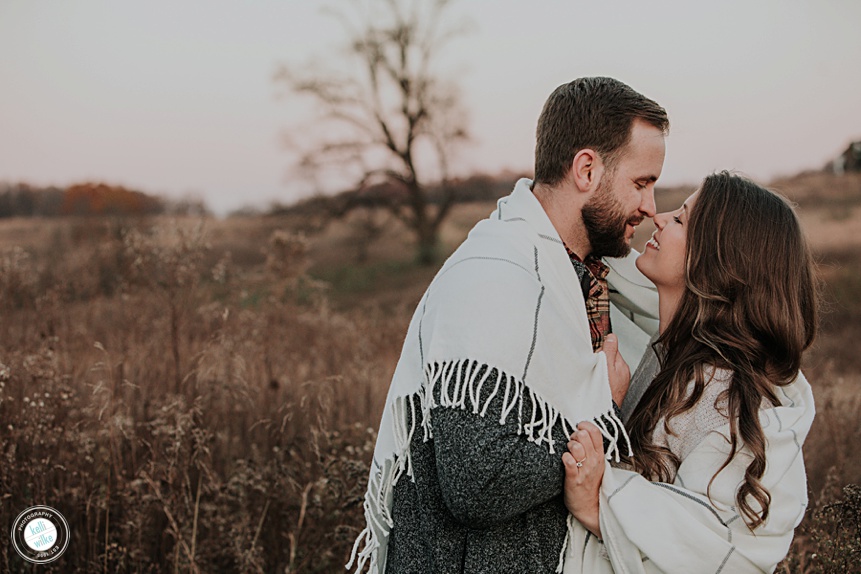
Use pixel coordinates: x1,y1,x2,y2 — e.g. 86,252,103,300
348,178,659,572
562,371,815,574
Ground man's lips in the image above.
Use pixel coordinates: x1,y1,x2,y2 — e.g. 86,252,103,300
625,217,643,239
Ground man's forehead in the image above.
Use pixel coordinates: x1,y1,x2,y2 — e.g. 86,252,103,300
617,139,665,175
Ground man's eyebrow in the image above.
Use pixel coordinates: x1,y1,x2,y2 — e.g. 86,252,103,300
636,175,658,183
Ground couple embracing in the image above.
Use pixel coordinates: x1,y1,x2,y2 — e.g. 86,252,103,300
349,77,817,574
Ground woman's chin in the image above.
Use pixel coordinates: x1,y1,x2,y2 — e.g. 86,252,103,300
635,257,663,288
635,252,650,276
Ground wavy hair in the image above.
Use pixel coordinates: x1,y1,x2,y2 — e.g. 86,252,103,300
626,171,818,530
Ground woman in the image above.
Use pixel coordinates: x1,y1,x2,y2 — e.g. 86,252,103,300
561,171,818,573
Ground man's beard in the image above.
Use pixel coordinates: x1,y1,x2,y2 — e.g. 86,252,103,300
582,178,641,259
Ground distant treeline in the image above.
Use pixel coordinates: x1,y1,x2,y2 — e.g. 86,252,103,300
0,182,209,218
267,171,528,219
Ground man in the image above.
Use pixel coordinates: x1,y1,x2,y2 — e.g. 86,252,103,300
348,77,667,573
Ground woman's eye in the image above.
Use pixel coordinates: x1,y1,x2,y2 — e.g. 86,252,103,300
673,216,682,224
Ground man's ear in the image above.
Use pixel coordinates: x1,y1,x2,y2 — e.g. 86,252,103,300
569,149,605,193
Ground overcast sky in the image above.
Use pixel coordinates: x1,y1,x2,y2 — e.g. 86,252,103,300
1,0,859,215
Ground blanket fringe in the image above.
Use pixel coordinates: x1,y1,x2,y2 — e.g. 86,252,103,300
424,360,570,453
556,513,578,573
348,359,627,572
594,408,633,463
346,458,393,572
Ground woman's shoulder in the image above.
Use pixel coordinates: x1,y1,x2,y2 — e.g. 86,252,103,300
702,365,733,385
683,366,732,411
698,367,808,413
681,365,732,391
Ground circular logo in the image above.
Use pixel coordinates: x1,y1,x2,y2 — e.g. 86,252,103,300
10,506,69,564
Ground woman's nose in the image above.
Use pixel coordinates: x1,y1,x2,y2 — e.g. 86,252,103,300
653,211,669,230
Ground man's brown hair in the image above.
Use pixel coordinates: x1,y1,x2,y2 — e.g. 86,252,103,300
534,77,669,185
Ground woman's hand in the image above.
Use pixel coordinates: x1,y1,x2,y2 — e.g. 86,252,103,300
562,421,606,539
603,334,630,406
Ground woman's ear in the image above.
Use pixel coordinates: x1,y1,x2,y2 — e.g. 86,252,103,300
570,149,605,193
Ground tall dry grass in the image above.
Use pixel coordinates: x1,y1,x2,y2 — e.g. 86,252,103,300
0,218,403,572
1,172,859,573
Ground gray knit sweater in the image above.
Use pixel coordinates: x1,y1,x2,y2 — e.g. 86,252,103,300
384,365,600,574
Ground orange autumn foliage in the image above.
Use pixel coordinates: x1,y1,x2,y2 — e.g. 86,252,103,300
62,182,163,216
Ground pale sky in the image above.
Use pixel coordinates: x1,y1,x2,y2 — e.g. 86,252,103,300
1,0,859,215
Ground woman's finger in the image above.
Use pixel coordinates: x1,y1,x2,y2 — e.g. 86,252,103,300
562,451,580,477
567,439,586,461
602,333,618,359
576,421,605,454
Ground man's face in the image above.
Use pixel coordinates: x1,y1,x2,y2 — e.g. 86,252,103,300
583,119,666,258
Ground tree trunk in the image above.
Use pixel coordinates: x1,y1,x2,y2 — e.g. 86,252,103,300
416,222,439,265
406,179,440,265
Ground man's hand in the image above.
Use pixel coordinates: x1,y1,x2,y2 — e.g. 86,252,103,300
603,334,630,406
562,421,606,538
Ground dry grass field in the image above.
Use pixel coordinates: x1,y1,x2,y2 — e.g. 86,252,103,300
0,172,859,572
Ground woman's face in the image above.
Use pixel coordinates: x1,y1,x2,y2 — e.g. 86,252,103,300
636,190,698,294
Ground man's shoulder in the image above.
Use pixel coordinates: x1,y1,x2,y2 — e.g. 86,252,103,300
437,218,542,288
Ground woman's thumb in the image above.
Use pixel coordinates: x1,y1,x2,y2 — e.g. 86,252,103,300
603,334,618,356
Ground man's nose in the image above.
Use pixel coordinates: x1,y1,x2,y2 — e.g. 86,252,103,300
639,187,657,218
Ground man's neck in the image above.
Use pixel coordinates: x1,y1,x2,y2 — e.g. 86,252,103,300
531,181,592,260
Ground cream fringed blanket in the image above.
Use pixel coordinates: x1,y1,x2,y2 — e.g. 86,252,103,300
562,370,815,574
347,178,659,573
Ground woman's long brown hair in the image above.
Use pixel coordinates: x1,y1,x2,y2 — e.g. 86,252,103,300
627,171,818,530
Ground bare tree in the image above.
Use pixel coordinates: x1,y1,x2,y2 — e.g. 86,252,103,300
276,0,470,264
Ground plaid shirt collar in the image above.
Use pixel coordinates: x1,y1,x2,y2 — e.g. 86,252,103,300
563,245,609,299
563,243,612,351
